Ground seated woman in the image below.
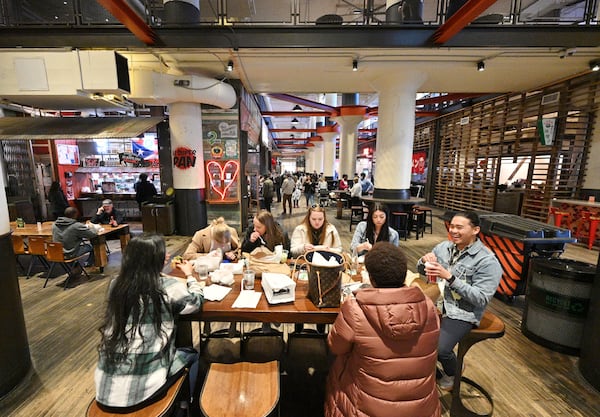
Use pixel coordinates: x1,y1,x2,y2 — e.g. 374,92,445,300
350,202,399,256
290,205,342,258
241,210,290,253
95,234,204,412
183,217,240,261
325,242,441,417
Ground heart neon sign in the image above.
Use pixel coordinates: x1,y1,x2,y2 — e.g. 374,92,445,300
206,160,240,200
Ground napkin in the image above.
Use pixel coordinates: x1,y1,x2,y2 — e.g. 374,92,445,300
202,284,232,301
311,251,342,266
232,291,262,308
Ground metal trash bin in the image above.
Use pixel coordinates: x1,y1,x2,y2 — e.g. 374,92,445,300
443,211,576,298
522,258,596,355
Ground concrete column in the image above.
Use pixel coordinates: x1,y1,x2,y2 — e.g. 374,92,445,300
317,125,340,177
332,106,367,180
0,170,31,397
312,142,324,174
164,0,200,23
170,102,206,235
370,71,427,199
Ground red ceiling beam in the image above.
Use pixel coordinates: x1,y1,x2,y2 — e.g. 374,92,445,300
430,0,499,45
96,0,157,45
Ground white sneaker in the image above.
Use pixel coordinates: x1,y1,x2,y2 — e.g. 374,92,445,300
438,374,455,391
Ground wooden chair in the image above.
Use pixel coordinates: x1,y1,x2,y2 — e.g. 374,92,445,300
86,370,188,417
450,311,505,417
200,360,279,417
44,241,90,290
26,236,50,279
11,234,29,272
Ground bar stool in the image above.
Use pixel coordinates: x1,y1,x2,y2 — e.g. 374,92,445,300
450,311,505,417
588,215,600,250
350,202,366,231
200,360,280,417
410,210,425,240
548,207,572,229
390,211,409,241
414,205,433,234
574,211,600,249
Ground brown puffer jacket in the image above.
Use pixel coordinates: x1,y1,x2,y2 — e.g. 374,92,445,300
324,286,441,417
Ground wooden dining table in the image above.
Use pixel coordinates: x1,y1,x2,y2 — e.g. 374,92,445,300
10,221,130,272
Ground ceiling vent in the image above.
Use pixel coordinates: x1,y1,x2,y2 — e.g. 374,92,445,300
541,92,560,106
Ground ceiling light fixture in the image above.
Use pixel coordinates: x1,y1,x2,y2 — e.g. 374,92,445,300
291,126,297,130
226,60,233,72
352,59,358,72
589,59,600,71
291,117,299,125
477,61,485,72
292,104,302,111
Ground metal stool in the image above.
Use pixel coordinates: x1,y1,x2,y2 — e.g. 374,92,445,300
450,312,505,417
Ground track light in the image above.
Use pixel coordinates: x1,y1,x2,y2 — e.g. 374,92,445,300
291,117,299,125
292,104,302,111
477,61,485,72
352,59,358,72
291,125,297,130
589,59,600,71
226,60,233,72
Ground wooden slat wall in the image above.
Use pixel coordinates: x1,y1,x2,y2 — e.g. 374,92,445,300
418,72,600,221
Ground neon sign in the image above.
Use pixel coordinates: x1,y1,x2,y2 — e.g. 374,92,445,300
206,160,240,201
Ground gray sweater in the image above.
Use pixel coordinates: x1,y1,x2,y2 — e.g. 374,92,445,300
52,217,97,258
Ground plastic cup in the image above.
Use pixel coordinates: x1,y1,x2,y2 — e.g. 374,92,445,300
281,249,289,264
243,270,255,290
197,264,208,281
424,261,437,283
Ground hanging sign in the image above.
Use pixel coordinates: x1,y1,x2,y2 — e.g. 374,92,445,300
538,118,557,146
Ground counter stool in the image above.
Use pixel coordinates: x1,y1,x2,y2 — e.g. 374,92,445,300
200,360,280,417
587,215,600,250
414,205,433,234
548,207,572,229
390,211,409,240
410,210,425,240
86,370,188,417
350,203,366,231
450,311,505,417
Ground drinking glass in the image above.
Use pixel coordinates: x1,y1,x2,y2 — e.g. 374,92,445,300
281,249,289,264
197,264,208,281
243,270,255,290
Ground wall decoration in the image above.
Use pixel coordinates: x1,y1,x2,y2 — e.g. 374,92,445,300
206,160,240,202
173,146,197,170
56,144,80,165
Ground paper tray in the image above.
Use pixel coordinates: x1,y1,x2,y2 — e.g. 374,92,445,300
261,272,296,304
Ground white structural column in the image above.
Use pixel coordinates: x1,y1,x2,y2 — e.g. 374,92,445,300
312,141,324,174
371,71,427,199
333,106,367,179
170,102,205,189
304,147,315,173
318,125,340,177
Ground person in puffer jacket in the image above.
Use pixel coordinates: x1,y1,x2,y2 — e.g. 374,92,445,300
52,206,97,266
325,242,441,417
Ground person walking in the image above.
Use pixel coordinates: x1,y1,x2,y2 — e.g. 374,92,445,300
280,174,295,215
261,173,274,212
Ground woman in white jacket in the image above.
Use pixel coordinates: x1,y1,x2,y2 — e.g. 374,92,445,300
290,205,342,258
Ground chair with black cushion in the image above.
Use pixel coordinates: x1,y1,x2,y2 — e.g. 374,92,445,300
86,369,189,417
318,189,329,207
44,241,90,290
241,327,286,363
25,236,50,279
201,323,242,364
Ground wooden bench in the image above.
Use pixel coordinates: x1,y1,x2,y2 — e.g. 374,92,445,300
450,311,505,417
86,370,188,417
200,360,279,417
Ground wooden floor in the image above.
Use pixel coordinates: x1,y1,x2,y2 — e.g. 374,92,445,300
1,201,599,417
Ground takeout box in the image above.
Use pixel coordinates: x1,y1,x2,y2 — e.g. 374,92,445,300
261,272,296,304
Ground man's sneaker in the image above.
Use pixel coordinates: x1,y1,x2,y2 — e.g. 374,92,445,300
438,374,455,391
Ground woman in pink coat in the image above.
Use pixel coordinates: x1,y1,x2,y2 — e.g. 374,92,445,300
325,242,441,417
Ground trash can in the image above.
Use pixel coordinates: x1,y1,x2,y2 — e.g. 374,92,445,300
142,201,175,235
522,258,596,355
579,258,600,390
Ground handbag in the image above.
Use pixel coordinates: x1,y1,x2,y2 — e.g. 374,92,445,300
295,250,345,308
243,247,291,277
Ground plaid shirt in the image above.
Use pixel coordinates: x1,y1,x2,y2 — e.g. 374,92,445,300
95,275,204,408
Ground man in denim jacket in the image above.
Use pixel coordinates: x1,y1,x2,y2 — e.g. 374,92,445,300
417,211,501,391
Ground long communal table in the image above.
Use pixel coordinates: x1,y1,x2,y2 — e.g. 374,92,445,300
10,221,130,272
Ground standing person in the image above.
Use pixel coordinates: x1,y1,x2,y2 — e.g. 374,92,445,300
338,174,348,191
280,174,295,215
360,172,374,195
183,217,240,261
261,173,274,212
48,181,70,220
349,176,362,206
290,205,342,258
91,199,123,226
303,176,315,207
134,173,157,210
325,242,440,417
292,185,301,208
241,210,289,253
95,234,203,412
52,206,97,267
417,210,502,391
350,202,399,255
274,172,282,203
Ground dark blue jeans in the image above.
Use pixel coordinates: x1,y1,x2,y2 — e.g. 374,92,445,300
438,316,474,376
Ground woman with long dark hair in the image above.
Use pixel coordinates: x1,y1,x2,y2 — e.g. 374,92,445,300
350,202,399,255
95,234,203,411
